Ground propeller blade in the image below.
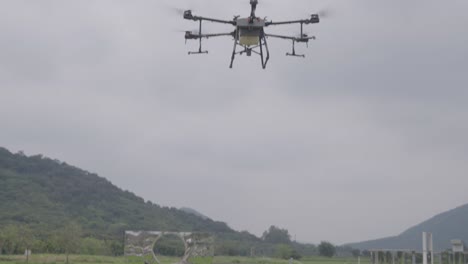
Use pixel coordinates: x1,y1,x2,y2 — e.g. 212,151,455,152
163,1,194,17
317,8,333,18
171,7,186,15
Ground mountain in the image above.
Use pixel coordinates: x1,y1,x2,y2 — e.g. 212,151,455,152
0,146,269,256
0,147,235,237
347,204,468,251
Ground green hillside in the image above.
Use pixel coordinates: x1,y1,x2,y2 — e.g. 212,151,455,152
347,204,468,251
0,147,342,258
0,147,268,255
0,147,233,237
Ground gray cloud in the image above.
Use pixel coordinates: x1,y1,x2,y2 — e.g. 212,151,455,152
1,0,468,244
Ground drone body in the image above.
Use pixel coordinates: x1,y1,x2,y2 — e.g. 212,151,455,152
183,0,320,69
236,18,265,47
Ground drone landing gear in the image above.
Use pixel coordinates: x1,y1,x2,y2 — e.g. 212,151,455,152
230,33,270,69
188,20,208,55
286,40,305,58
188,50,208,55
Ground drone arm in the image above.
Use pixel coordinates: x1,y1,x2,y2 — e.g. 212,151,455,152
197,16,236,25
185,31,235,55
184,14,235,25
185,31,235,40
184,10,235,24
265,33,296,40
200,32,235,39
266,33,315,58
265,33,315,41
265,15,319,26
266,20,308,26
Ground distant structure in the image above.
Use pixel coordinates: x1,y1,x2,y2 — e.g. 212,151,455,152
423,232,434,264
369,249,420,264
124,231,214,264
369,233,468,264
370,233,433,264
450,240,466,264
370,232,468,264
451,240,464,253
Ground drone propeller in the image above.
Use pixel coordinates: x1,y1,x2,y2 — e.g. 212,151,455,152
164,0,196,17
170,7,186,15
317,8,333,18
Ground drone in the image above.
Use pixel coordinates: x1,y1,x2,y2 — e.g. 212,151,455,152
182,0,320,69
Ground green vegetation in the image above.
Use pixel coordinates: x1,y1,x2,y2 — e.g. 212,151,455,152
0,147,358,258
274,244,300,260
154,235,185,257
261,227,291,245
0,255,369,264
0,147,251,255
0,147,232,237
57,223,82,264
317,242,335,258
190,256,215,264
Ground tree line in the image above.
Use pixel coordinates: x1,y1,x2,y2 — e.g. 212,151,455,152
0,223,123,259
1,224,360,259
210,226,352,259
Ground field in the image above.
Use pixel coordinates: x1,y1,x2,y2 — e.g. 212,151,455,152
0,255,370,264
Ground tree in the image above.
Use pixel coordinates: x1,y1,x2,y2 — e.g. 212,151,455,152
275,244,302,260
18,226,34,263
262,226,291,244
1,225,20,254
80,237,108,255
108,240,124,256
57,223,82,264
318,241,336,258
275,244,293,259
0,228,4,254
290,242,317,257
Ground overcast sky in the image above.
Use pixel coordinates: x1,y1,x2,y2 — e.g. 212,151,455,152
1,0,468,245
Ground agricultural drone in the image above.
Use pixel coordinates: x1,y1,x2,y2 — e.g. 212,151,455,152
182,0,320,69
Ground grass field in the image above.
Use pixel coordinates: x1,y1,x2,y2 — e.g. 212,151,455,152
0,255,370,264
